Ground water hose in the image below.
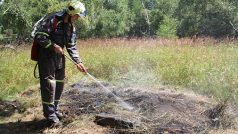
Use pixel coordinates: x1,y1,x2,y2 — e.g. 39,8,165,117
64,54,133,110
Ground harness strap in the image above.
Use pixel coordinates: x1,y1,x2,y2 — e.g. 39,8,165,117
34,63,39,79
52,17,58,33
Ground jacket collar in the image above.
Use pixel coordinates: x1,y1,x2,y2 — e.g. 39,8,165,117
55,9,67,17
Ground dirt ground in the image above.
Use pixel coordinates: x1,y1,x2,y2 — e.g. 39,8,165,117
0,79,238,134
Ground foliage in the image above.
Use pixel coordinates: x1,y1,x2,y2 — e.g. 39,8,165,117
175,0,238,38
0,0,66,40
0,0,238,40
157,16,178,38
0,0,31,38
79,0,132,38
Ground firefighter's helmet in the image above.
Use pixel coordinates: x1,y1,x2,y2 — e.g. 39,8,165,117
67,0,86,17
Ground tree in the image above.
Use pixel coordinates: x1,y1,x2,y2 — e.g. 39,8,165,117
175,0,238,38
157,16,178,38
0,0,66,39
1,0,238,40
79,0,131,38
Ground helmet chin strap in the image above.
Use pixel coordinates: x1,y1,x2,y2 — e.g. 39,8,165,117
63,12,72,23
68,15,72,23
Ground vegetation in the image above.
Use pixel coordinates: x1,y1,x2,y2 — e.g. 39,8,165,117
0,1,237,133
0,39,237,104
0,0,238,39
0,0,237,106
0,46,83,100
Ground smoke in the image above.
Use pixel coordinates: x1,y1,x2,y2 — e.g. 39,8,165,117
87,72,134,110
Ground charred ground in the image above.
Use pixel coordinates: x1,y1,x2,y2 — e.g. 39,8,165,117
0,79,238,134
62,79,238,134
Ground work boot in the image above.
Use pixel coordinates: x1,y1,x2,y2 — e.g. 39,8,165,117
55,111,64,121
47,117,62,128
54,101,64,120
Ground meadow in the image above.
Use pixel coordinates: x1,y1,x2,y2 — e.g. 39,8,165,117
0,38,238,104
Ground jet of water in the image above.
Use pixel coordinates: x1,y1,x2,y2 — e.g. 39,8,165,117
86,72,134,110
63,54,133,110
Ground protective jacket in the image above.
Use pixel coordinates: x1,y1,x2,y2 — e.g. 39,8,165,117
34,10,82,64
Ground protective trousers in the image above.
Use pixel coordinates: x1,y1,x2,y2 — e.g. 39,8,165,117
38,54,65,120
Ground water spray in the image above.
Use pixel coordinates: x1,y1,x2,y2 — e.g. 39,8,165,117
64,54,133,110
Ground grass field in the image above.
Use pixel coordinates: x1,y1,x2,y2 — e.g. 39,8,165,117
0,38,238,104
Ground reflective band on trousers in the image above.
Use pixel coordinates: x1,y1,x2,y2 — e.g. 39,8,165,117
42,101,54,105
55,100,60,102
55,79,64,83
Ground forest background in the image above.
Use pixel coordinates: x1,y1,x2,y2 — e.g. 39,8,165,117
1,0,238,40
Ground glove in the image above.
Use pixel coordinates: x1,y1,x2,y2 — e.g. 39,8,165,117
77,63,87,73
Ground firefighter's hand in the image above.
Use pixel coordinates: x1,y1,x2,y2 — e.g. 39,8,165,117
77,63,87,73
53,44,64,55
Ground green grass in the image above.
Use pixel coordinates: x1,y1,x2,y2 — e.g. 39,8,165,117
152,45,238,101
80,39,238,103
0,48,36,100
0,47,85,100
0,39,238,103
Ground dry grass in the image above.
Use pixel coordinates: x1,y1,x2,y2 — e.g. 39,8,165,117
208,129,238,134
0,37,238,133
1,38,238,102
43,116,110,134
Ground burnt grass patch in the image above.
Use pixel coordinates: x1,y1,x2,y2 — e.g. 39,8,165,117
0,100,25,117
62,80,237,134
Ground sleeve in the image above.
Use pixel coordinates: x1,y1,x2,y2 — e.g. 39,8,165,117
66,26,82,64
34,17,55,50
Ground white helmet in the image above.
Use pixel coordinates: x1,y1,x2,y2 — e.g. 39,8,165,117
67,0,86,17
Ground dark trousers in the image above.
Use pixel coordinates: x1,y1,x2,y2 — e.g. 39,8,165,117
38,54,65,120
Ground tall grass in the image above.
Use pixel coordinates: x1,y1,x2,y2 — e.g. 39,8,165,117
0,38,238,103
0,47,85,100
0,48,37,100
79,38,238,102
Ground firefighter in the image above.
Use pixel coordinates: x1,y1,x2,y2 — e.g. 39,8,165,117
33,0,87,127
